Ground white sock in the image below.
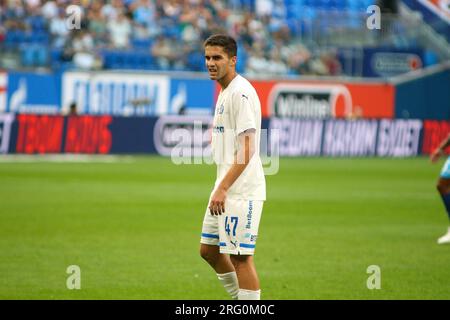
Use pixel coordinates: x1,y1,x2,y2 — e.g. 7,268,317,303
238,289,261,300
217,272,239,300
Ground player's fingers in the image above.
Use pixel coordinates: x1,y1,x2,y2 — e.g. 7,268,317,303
210,201,218,215
209,203,215,215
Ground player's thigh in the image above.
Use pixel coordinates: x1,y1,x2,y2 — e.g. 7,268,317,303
200,204,220,246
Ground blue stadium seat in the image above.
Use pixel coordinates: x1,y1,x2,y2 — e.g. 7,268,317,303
132,38,154,50
187,51,204,72
20,43,48,67
28,16,46,31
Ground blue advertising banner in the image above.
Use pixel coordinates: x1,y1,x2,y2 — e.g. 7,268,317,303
5,71,61,114
394,66,450,120
169,77,214,115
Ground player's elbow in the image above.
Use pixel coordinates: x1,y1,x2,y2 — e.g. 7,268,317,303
238,130,256,165
237,145,255,166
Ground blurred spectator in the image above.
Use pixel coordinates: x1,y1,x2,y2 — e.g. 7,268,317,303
41,0,58,20
255,0,272,18
50,7,70,48
87,0,108,47
320,51,342,76
108,10,132,49
281,42,311,74
3,0,28,31
101,0,125,21
267,48,289,76
245,42,270,78
151,34,184,70
63,29,103,69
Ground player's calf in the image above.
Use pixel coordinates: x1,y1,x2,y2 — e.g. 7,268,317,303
230,255,261,300
200,244,239,299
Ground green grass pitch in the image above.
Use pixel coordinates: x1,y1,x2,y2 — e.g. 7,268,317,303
0,156,449,299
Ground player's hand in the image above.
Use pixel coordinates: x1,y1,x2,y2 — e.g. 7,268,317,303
209,187,226,215
430,148,443,163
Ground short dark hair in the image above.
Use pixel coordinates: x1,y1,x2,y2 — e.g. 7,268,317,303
203,34,237,58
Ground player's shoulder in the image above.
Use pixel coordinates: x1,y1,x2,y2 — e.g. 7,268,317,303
229,75,256,98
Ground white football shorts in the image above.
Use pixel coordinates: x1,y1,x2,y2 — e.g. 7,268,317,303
200,199,263,255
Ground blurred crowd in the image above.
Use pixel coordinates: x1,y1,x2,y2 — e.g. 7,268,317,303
0,0,342,76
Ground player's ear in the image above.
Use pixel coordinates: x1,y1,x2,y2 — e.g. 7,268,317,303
230,56,237,67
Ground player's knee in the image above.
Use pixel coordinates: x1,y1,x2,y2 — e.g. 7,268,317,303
200,245,218,265
199,246,209,260
230,254,252,269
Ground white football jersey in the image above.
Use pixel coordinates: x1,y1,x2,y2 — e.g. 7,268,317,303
211,74,266,201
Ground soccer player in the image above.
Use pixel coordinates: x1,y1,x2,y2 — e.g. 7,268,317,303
430,132,450,244
199,34,266,300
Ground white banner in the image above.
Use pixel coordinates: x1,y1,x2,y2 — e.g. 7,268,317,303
0,114,15,154
0,72,7,113
62,71,170,116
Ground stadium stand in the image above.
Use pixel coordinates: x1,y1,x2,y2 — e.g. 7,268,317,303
0,0,448,76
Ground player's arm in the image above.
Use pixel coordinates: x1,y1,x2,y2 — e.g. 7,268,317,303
209,129,256,215
431,133,450,163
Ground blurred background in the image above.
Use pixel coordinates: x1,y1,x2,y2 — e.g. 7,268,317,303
0,0,449,155
0,0,449,76
1,0,450,300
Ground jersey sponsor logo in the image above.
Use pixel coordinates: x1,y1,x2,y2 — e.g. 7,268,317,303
213,126,224,133
268,83,353,119
246,201,253,229
217,103,225,115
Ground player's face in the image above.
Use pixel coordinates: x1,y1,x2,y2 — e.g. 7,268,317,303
204,46,236,81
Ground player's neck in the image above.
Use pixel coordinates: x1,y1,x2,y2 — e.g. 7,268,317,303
218,71,238,90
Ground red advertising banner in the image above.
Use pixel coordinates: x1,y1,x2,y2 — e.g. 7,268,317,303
65,115,112,154
215,80,395,119
16,114,64,154
422,120,450,155
15,114,112,154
